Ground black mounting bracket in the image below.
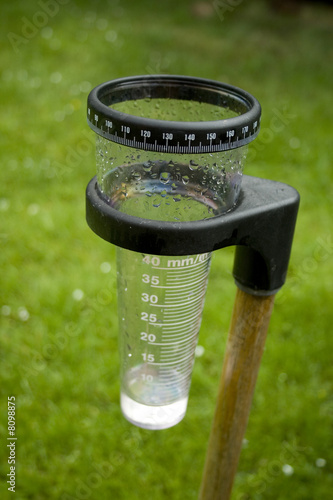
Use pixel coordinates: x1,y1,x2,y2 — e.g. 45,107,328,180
86,175,300,295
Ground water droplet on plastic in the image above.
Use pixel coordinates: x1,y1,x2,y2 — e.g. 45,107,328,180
160,172,170,184
132,171,141,181
182,175,189,185
143,161,152,171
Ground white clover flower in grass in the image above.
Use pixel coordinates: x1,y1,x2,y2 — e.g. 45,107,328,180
41,27,53,39
79,81,92,93
100,262,112,273
105,30,117,43
282,464,294,476
316,458,326,468
0,199,10,211
72,289,84,301
27,204,40,216
195,345,205,357
50,71,62,84
1,305,11,316
18,307,30,321
23,157,34,168
96,18,108,30
289,137,301,149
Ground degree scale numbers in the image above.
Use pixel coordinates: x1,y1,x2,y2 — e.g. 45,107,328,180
86,75,262,155
87,106,260,154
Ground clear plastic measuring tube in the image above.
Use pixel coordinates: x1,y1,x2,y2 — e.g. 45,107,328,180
117,249,211,429
86,75,261,429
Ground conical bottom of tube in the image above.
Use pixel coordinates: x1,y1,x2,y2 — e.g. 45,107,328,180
121,392,188,430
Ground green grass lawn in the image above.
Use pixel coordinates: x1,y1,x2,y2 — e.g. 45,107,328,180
1,0,333,498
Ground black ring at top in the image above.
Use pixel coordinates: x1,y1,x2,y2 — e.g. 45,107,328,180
87,75,261,154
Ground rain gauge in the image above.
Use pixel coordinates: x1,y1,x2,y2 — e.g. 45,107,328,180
85,75,299,499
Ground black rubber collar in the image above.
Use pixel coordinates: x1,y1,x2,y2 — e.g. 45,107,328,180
86,175,300,294
87,75,261,154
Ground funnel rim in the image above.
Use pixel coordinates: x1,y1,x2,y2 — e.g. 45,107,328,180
87,75,261,153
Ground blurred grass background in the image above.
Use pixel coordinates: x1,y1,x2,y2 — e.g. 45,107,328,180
0,0,332,498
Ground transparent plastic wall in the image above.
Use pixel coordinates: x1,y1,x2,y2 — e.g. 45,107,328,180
86,77,259,429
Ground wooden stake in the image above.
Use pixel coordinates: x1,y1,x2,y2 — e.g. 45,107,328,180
199,287,275,500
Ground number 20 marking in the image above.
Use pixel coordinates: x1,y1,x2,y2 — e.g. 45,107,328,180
140,332,156,342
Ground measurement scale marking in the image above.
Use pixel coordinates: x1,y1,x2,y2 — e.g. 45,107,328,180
164,298,205,310
159,362,194,373
159,364,193,375
159,364,193,377
164,296,203,304
149,352,193,366
165,266,209,277
159,317,195,327
164,307,200,318
159,369,193,383
165,286,206,297
159,372,192,385
166,276,207,285
165,288,206,300
164,305,201,316
167,266,207,274
149,335,197,346
166,273,208,283
165,276,206,286
162,332,197,340
162,329,197,338
166,266,208,276
163,315,199,325
161,328,197,337
160,349,194,360
165,280,206,292
160,346,194,359
159,367,194,382
158,357,194,368
159,364,193,376
151,275,207,289
160,339,197,350
160,348,195,357
161,333,198,342
162,321,196,330
162,322,197,331
152,260,209,271
160,362,193,373
150,294,205,308
164,295,204,307
161,337,197,345
163,311,200,322
162,326,197,336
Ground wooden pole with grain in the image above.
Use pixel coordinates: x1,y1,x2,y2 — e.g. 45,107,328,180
199,287,275,500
